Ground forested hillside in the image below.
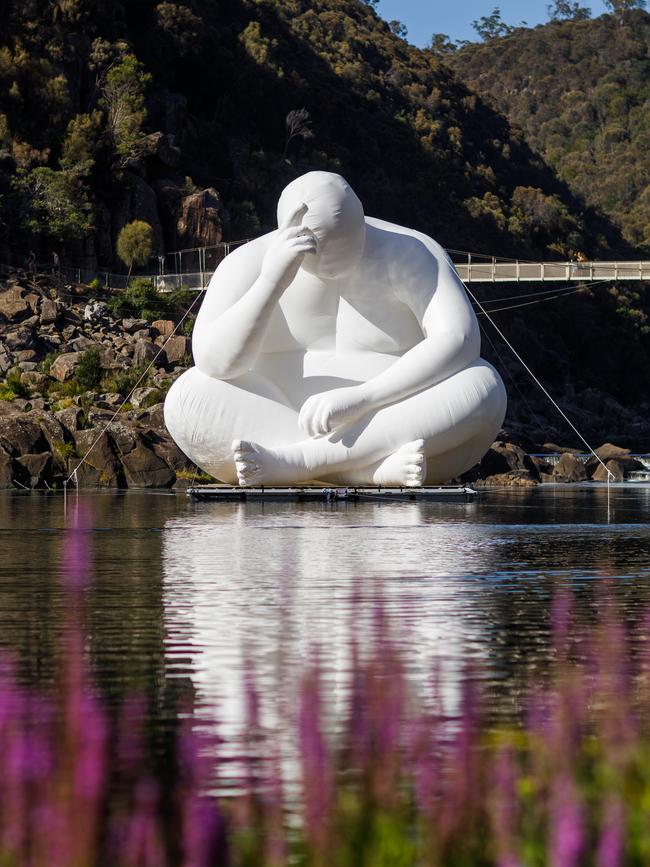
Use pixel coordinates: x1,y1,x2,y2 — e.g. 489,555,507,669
0,0,624,271
452,9,650,253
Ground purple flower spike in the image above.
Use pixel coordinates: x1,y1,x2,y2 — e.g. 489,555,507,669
549,775,584,867
299,654,332,856
597,797,625,867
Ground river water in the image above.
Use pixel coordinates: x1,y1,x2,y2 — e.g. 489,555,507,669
1,485,649,768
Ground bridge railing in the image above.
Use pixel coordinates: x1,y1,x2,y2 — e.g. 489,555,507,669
453,258,650,283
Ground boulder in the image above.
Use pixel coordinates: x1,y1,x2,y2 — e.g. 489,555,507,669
151,438,193,472
592,459,627,483
71,336,97,352
121,318,149,334
594,443,631,462
0,445,13,488
109,423,138,456
553,452,587,483
0,287,30,321
176,188,227,248
18,361,37,372
136,403,166,430
130,386,160,408
163,335,188,365
16,453,54,489
37,412,71,453
55,406,83,434
152,319,175,338
72,428,124,487
120,435,175,487
133,339,158,366
4,327,34,352
0,416,44,455
20,371,48,390
50,352,83,382
479,442,540,481
40,298,62,325
0,349,12,374
15,349,37,362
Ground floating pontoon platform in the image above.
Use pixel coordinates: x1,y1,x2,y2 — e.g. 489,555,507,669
186,485,478,502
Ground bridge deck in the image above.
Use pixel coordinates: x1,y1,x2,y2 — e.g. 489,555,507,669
453,261,650,283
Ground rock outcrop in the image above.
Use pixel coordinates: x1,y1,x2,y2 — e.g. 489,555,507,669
0,274,197,489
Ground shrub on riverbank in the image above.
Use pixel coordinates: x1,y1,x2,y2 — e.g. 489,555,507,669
2,514,650,865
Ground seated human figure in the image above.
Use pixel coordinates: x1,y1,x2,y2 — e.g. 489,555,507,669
164,171,507,486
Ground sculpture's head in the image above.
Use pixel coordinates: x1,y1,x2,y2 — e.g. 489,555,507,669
277,172,365,279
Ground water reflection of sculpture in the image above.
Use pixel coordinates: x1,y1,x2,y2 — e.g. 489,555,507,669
165,172,506,486
161,504,484,744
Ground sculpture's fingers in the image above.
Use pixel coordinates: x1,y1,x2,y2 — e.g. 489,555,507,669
298,399,316,436
280,201,308,231
317,407,332,436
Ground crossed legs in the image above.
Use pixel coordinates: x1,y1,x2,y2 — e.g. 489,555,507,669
164,360,506,486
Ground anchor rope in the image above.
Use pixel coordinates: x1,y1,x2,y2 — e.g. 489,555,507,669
454,265,615,492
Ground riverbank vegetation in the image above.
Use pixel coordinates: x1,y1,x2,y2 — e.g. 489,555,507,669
0,0,631,273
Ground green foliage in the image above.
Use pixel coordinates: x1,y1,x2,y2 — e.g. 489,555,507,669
388,20,408,39
454,11,650,252
60,111,103,177
53,439,78,459
427,33,459,54
37,351,58,374
605,0,647,15
547,0,592,20
0,367,30,401
116,221,154,272
155,3,202,55
106,277,189,322
101,363,150,397
75,347,103,391
472,7,515,40
87,277,103,291
100,53,152,168
12,167,93,242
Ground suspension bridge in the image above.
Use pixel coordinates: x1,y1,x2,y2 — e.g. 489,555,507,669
3,240,649,294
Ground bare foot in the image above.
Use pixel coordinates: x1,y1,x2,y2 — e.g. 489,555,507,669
232,439,303,487
373,440,427,487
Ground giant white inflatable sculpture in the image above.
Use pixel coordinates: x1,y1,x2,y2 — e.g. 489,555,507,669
164,172,507,486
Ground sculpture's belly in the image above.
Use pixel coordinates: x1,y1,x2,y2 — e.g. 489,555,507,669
335,297,422,354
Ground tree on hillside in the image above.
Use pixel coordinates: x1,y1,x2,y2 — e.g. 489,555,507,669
12,168,93,244
604,0,647,17
100,54,152,170
117,220,155,280
389,20,408,39
427,33,459,54
472,8,516,40
284,108,314,158
547,1,592,20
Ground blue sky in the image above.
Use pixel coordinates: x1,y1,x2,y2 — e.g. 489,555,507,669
375,0,610,47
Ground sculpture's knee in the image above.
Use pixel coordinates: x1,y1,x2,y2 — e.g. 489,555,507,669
164,367,237,477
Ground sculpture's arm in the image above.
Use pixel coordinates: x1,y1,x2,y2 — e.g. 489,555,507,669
192,203,314,380
360,260,480,409
299,246,480,437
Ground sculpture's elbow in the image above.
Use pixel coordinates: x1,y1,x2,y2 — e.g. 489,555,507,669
193,344,249,381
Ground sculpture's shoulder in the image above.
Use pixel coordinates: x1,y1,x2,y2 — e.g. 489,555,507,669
364,217,452,270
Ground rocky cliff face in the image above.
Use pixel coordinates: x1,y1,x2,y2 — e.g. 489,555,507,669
0,273,196,490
